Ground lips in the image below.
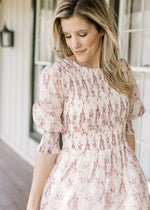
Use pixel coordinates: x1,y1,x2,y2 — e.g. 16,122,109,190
74,50,86,55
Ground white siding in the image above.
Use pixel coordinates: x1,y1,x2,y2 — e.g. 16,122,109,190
0,0,38,166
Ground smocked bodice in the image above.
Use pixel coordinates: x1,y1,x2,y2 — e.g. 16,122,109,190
33,58,144,154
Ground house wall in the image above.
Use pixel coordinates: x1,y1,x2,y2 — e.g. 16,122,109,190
0,0,38,166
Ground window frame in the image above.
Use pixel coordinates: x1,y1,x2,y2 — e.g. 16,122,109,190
29,0,60,144
29,0,41,143
119,0,150,192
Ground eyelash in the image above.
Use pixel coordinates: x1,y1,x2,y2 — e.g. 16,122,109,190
80,33,87,37
65,33,87,39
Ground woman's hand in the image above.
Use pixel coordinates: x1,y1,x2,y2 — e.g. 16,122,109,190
26,193,40,210
126,134,135,152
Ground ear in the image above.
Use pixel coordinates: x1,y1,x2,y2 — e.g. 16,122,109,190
99,30,105,37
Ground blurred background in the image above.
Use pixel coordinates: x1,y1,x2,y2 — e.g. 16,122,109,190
0,0,150,209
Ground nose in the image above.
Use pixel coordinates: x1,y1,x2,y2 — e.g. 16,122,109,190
71,37,81,50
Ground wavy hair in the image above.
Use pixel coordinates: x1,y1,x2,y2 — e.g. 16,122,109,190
50,0,132,97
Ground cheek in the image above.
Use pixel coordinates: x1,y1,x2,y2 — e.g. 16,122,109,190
83,37,92,47
84,36,99,48
65,39,71,48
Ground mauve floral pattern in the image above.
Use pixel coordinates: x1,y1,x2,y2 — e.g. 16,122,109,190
33,58,150,210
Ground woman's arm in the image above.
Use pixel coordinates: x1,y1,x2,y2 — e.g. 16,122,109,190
27,152,58,210
126,134,135,152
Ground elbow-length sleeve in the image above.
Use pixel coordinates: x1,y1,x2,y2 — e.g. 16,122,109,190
121,59,145,135
33,63,65,154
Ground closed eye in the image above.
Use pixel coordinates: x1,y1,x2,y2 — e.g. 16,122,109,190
64,35,71,39
64,33,87,39
79,33,87,37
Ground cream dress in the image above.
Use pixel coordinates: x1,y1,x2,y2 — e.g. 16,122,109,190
33,58,150,210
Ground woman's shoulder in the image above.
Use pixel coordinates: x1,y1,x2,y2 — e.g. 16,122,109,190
39,58,73,91
43,57,73,74
38,59,69,83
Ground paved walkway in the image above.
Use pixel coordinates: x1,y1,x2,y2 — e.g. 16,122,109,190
0,140,33,210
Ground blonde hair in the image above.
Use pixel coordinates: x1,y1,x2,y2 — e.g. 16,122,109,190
51,0,132,97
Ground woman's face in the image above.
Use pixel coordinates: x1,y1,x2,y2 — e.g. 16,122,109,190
61,16,103,68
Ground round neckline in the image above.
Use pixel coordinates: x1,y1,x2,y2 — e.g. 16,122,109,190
65,57,102,71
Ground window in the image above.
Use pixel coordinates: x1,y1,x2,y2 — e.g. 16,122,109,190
35,0,56,64
30,0,57,141
119,0,150,67
119,0,150,192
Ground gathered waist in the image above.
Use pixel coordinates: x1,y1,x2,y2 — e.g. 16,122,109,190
62,131,127,152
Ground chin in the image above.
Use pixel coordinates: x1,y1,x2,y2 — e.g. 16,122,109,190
75,56,88,63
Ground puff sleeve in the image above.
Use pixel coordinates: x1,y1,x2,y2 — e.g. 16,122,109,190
121,59,145,135
32,63,65,154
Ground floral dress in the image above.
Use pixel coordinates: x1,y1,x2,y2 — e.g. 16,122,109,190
33,58,150,210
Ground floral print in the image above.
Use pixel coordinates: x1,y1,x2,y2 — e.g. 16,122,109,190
33,58,150,209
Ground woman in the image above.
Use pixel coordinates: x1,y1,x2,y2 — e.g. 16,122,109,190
27,0,150,209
